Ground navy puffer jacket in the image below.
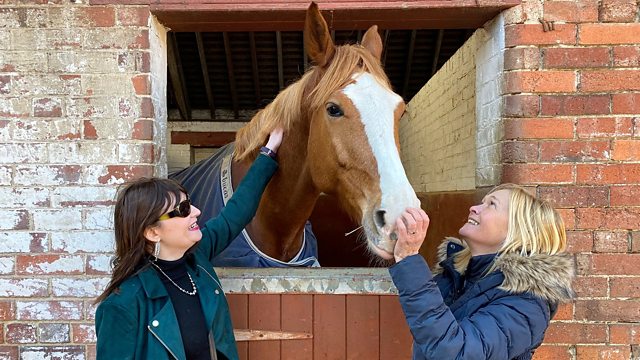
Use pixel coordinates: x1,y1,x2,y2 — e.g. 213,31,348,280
389,238,575,360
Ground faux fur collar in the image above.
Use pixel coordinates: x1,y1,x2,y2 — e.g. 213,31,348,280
433,238,575,303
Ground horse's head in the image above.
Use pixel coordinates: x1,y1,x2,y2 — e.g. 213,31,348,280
303,3,420,260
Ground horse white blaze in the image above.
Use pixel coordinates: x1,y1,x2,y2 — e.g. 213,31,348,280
342,72,420,256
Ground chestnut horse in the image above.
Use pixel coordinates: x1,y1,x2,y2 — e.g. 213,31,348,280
171,3,419,266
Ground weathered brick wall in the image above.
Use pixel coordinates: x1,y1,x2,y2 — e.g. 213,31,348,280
0,2,159,359
502,0,640,359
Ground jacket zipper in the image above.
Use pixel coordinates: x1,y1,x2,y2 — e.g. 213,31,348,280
148,325,179,360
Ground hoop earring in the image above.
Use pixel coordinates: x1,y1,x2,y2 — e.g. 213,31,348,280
153,242,160,261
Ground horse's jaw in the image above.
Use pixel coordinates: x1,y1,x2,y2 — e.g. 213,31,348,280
361,216,397,260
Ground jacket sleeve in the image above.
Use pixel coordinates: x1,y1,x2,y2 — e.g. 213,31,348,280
389,254,550,360
95,301,138,360
197,153,278,260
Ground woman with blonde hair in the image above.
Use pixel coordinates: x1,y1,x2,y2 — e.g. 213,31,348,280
390,183,575,360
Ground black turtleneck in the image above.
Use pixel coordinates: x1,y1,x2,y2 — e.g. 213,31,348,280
154,256,211,360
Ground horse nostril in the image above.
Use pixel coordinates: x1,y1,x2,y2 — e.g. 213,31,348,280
374,209,386,228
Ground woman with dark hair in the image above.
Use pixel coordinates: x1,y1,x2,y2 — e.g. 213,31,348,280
390,183,575,360
94,129,283,360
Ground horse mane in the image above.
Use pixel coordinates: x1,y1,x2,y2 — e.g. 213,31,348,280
233,43,392,161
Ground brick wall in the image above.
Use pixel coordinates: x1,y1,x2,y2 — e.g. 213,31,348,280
503,0,640,359
0,1,160,359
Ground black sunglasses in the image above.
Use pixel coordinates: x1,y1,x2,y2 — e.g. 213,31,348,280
158,198,191,221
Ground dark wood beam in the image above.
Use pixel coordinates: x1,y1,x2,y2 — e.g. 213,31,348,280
276,31,284,90
195,32,216,120
249,32,262,106
402,29,417,99
167,32,191,121
431,29,444,76
222,32,239,119
171,131,236,147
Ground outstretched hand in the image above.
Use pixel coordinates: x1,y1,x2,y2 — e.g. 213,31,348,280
265,127,284,153
394,208,429,263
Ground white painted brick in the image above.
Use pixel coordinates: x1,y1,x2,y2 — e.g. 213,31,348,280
83,207,113,230
51,277,110,297
12,119,51,141
0,209,29,230
85,118,135,140
0,30,10,50
167,143,191,173
0,143,48,163
0,51,47,73
0,232,47,252
16,301,83,320
51,231,114,253
87,254,112,274
15,165,81,186
118,143,152,163
22,255,84,275
0,165,14,186
33,209,82,231
20,347,86,360
48,51,124,74
0,256,15,274
0,278,48,297
38,323,70,343
13,74,82,96
81,74,135,96
0,187,50,208
11,28,48,50
47,142,118,164
51,186,116,207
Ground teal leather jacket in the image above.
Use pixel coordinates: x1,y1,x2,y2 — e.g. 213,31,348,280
95,154,278,360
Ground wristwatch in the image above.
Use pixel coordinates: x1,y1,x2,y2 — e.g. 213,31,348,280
260,146,277,159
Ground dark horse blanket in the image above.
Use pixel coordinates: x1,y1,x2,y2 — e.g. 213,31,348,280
169,144,320,267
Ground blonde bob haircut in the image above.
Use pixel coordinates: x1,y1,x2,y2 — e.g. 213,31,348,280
453,183,567,273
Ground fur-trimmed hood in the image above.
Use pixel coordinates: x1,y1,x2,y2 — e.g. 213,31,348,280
433,237,576,303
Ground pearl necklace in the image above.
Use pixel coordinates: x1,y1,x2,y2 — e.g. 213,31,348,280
150,261,197,296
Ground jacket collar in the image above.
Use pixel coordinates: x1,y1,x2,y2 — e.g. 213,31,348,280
138,264,170,300
433,237,575,303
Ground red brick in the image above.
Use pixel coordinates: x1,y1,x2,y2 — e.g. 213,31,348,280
575,345,631,359
140,97,154,118
82,120,97,140
580,23,640,45
532,345,572,360
573,276,608,298
97,165,153,184
137,51,150,72
74,6,115,27
566,230,594,253
0,301,15,321
576,208,606,229
16,255,84,275
71,323,96,343
131,29,150,49
503,164,573,184
544,1,599,22
504,47,540,70
577,164,640,185
545,322,607,344
117,7,149,26
17,346,86,359
541,95,610,116
581,70,640,92
131,74,149,95
0,75,10,95
593,231,628,253
505,24,577,47
613,46,640,67
504,70,576,93
502,141,538,163
553,303,574,321
586,254,640,275
16,301,83,321
543,47,610,68
599,0,638,22
610,277,640,298
504,118,573,140
503,95,539,117
614,186,640,206
5,323,36,344
539,186,608,207
33,98,62,118
612,93,640,114
610,324,640,344
612,140,640,161
577,117,633,138
633,232,640,253
557,208,576,230
540,140,609,162
0,346,18,359
132,119,153,140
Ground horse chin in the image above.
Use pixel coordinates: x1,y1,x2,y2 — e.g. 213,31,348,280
363,220,396,260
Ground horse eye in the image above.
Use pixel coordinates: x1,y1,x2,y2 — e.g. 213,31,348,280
326,103,344,118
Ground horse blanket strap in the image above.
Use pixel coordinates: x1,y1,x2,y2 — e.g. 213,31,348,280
218,152,320,268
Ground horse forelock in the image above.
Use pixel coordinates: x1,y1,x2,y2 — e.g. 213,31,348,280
233,43,391,162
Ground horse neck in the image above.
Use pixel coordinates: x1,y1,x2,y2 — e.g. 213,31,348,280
233,121,320,261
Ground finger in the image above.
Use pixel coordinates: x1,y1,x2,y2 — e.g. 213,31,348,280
403,210,417,233
395,216,407,238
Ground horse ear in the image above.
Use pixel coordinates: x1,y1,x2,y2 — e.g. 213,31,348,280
304,2,335,67
361,25,383,61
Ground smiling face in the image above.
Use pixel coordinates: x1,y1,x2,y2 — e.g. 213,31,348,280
145,192,203,261
459,189,511,256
